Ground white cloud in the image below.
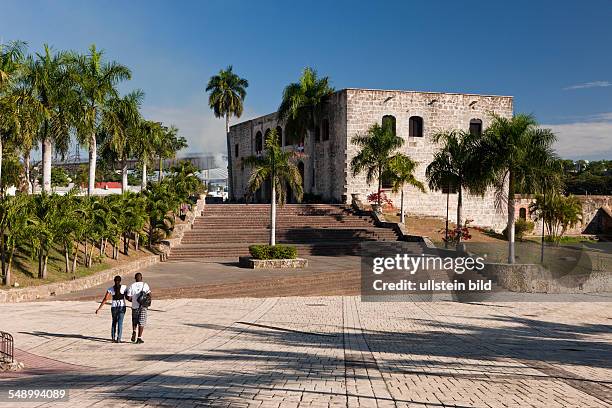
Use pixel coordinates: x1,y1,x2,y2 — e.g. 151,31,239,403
563,81,611,90
544,115,612,159
141,105,262,155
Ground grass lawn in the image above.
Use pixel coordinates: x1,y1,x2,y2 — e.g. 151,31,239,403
4,243,156,289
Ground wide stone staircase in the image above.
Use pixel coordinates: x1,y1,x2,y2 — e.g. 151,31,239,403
167,204,399,260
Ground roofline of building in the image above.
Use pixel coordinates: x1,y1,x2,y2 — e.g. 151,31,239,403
229,88,514,129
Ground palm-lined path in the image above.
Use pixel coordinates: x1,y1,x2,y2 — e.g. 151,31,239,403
0,296,610,407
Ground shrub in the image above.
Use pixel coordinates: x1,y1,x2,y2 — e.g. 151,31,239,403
503,219,535,240
249,244,297,260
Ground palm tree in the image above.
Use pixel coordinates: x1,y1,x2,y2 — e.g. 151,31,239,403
278,67,334,146
153,125,186,183
386,155,425,224
350,123,405,208
68,44,131,195
0,40,26,191
426,130,488,242
481,114,557,263
22,45,76,193
100,90,144,193
206,65,248,200
134,120,162,191
244,129,303,246
0,194,30,285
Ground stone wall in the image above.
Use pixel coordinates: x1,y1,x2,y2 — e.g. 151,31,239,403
0,255,159,303
515,195,612,235
228,88,514,230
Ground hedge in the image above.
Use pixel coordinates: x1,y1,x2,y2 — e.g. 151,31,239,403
248,244,297,260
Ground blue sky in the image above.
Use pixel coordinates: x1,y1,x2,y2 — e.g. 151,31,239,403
3,0,612,159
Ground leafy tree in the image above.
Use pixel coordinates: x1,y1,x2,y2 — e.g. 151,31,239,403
0,40,26,192
134,120,162,190
480,114,558,263
350,123,404,207
426,130,488,241
277,67,334,146
529,193,583,244
153,125,186,182
244,129,303,245
68,44,131,195
0,194,30,285
385,155,425,224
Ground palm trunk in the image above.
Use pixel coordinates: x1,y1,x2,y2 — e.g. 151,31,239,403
507,172,516,264
64,244,70,273
158,157,163,183
84,239,89,267
23,151,32,194
71,245,78,273
270,181,276,246
141,162,147,191
457,186,463,244
226,114,233,200
121,159,128,193
0,229,5,280
6,248,14,286
0,137,3,195
377,166,382,207
135,233,139,251
400,189,405,224
88,134,97,195
42,137,52,193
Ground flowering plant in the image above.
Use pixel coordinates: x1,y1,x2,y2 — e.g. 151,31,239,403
367,191,393,209
441,219,473,244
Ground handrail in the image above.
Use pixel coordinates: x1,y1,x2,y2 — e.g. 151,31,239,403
0,331,14,363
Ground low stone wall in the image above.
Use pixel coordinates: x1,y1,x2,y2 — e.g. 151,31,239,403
239,257,308,269
482,263,612,293
0,255,159,303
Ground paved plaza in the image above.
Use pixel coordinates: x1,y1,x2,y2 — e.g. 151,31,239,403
0,292,611,407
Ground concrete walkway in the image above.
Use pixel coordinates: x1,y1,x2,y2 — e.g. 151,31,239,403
0,296,610,407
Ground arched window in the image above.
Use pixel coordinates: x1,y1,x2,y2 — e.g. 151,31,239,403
275,126,283,145
519,208,527,220
322,119,330,141
470,119,483,136
409,116,423,137
382,115,396,136
255,131,263,153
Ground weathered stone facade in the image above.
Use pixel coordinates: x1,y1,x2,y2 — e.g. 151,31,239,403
228,88,513,230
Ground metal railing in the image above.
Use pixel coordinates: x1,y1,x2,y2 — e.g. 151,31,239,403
0,331,14,363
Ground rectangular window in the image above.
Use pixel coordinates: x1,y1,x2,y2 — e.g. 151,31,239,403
234,144,239,157
470,122,482,136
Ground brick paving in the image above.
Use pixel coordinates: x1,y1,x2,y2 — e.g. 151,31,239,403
0,296,610,407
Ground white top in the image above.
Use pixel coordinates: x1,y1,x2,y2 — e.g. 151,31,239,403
127,282,151,309
107,285,127,308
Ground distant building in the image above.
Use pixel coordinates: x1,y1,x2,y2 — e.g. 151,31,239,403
228,88,513,230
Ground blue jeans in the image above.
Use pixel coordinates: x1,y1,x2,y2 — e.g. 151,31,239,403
111,306,126,341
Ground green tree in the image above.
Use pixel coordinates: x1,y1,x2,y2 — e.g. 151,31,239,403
529,193,583,244
206,66,248,200
0,40,26,192
68,44,131,195
153,125,186,183
0,194,30,285
481,114,558,263
277,67,334,146
350,123,404,207
426,130,488,241
134,120,162,191
385,155,425,224
244,129,303,246
22,45,75,193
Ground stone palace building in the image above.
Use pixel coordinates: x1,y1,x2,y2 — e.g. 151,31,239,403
228,88,513,230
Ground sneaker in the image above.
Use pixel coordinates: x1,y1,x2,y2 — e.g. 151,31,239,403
131,332,136,342
136,338,144,344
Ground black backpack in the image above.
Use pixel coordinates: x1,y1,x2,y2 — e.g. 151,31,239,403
137,289,152,308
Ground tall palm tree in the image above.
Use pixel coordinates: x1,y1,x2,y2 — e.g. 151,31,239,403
68,44,131,195
350,123,405,207
386,155,425,224
206,66,248,200
153,125,186,182
426,130,488,242
278,67,334,146
0,40,26,191
481,114,557,263
100,90,143,193
244,129,303,246
22,45,75,193
135,120,162,191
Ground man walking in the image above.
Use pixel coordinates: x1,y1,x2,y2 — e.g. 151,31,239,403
126,272,151,344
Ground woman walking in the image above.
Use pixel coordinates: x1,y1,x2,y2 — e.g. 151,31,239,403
95,275,128,343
